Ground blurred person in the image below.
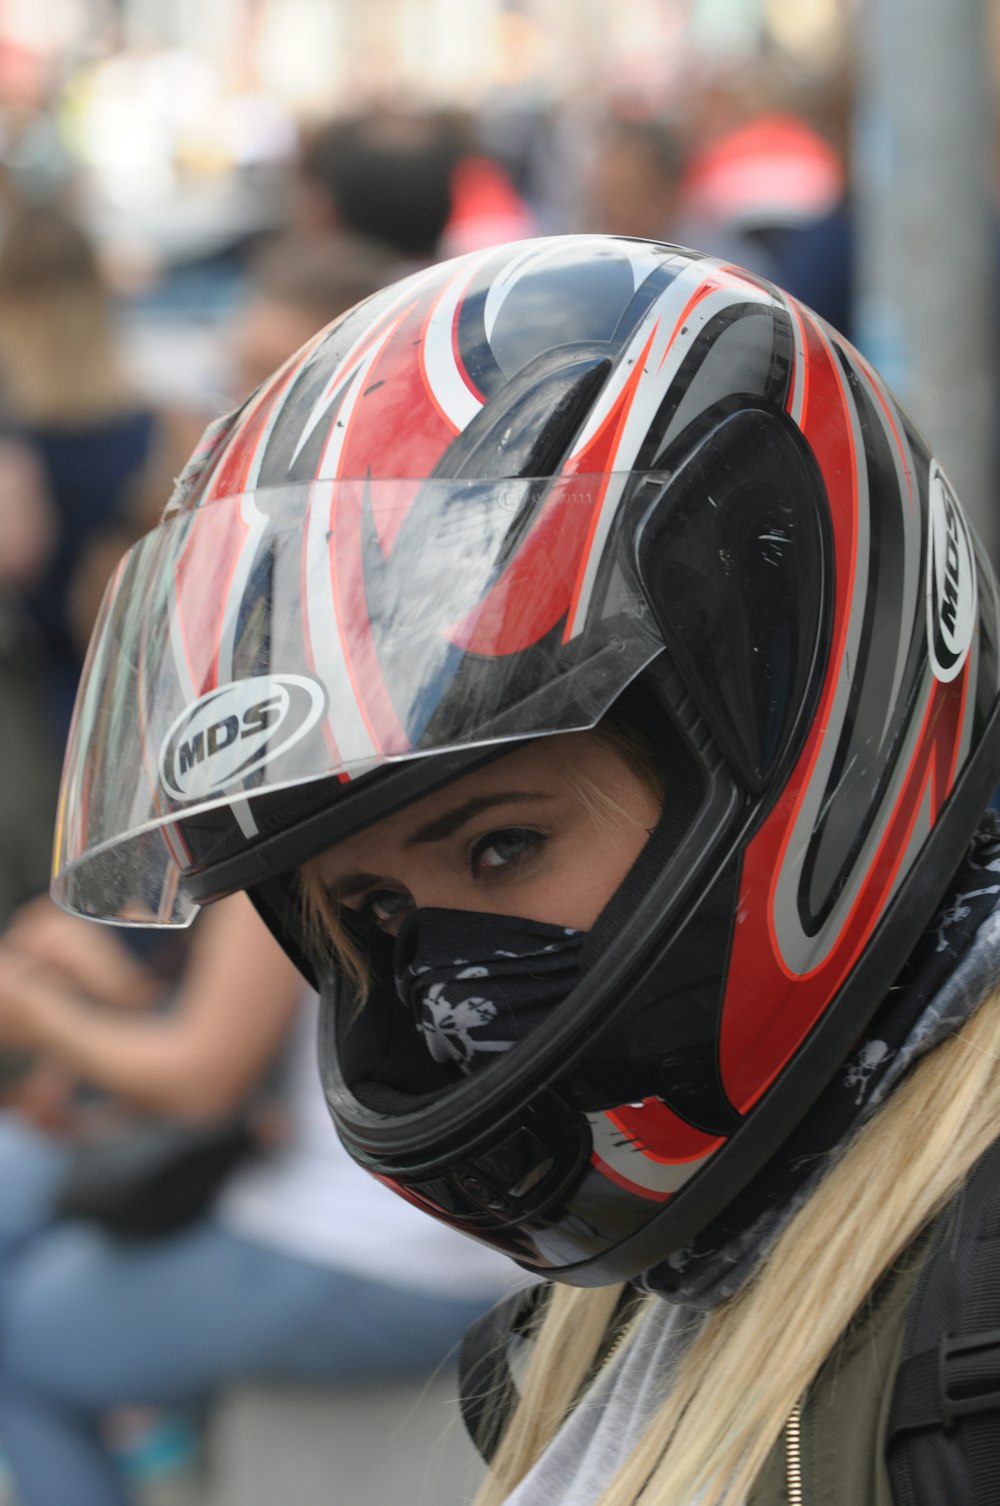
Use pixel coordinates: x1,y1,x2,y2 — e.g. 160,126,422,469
440,150,537,259
228,234,395,398
427,107,536,259
0,433,60,929
0,893,510,1506
0,604,58,928
679,109,846,239
584,116,774,274
679,106,852,333
295,107,461,275
0,200,166,741
767,198,855,339
0,438,54,592
0,42,78,226
0,196,199,931
0,104,76,223
295,106,538,278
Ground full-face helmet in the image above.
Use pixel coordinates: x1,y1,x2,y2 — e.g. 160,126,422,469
53,236,1000,1284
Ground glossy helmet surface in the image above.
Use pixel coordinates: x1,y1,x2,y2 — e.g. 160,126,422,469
54,236,1000,1284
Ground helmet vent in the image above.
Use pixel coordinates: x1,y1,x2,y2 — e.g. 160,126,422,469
636,408,832,795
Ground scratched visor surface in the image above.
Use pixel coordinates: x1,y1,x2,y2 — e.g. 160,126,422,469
53,476,666,925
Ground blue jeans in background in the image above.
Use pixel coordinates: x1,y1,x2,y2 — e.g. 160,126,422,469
0,1117,496,1506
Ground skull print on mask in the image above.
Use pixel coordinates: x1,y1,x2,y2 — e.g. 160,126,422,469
393,909,585,1073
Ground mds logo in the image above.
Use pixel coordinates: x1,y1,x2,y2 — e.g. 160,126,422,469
160,675,325,801
927,462,978,684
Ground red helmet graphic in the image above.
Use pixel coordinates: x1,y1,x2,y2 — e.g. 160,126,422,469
54,236,1000,1283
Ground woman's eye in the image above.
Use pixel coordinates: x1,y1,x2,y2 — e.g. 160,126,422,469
470,828,545,879
361,889,414,926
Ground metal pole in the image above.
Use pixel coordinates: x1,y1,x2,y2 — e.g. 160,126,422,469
853,0,998,558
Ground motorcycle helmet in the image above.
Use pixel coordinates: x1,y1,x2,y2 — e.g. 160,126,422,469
53,236,1000,1284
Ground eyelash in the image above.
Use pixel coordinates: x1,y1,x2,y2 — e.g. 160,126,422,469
356,826,548,926
469,826,546,879
360,890,411,925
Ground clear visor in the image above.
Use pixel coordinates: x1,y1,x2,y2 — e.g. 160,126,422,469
52,476,665,925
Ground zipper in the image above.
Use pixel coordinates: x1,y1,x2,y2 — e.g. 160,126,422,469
596,1291,642,1376
785,1398,804,1506
598,1319,631,1373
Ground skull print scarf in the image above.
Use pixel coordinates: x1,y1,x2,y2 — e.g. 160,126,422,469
393,909,585,1072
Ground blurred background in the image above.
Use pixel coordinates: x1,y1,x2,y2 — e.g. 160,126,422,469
0,0,994,521
0,0,995,529
0,2,995,1503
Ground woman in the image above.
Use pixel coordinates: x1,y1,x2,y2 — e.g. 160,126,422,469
0,200,184,742
52,236,1000,1505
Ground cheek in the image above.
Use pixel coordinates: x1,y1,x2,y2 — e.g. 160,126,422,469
524,815,653,932
584,824,650,924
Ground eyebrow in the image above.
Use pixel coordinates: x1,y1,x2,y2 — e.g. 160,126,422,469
405,790,547,846
324,790,549,902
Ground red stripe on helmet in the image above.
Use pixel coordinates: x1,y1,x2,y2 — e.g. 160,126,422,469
201,359,298,505
365,299,460,480
448,475,603,655
720,667,967,1116
339,297,460,553
173,504,256,699
446,317,666,656
604,1098,726,1163
370,1171,452,1220
715,309,951,1114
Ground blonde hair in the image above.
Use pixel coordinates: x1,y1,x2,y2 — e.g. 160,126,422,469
474,988,1000,1506
298,866,370,1003
0,203,133,424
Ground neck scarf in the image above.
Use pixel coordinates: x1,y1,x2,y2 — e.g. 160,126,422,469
394,908,585,1073
641,811,1000,1309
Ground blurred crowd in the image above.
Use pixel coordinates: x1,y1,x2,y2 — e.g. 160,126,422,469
0,39,862,1506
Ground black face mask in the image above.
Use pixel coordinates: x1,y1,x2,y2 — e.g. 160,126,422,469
392,908,586,1074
